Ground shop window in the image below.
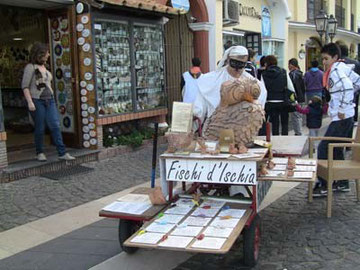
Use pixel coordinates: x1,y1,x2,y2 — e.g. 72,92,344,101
222,33,245,51
262,40,284,68
307,0,325,22
335,0,345,28
245,33,261,55
94,19,165,116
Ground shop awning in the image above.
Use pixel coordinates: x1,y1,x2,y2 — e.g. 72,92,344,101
93,0,186,15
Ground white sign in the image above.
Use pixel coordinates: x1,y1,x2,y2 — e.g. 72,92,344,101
165,158,257,185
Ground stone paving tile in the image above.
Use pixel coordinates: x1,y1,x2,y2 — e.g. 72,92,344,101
174,182,360,270
0,144,167,232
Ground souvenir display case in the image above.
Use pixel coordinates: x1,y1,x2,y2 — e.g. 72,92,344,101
93,19,166,116
94,20,132,115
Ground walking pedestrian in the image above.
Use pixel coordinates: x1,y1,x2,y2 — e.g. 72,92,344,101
21,42,75,162
261,55,295,136
295,95,328,138
245,48,257,78
304,60,324,102
181,57,202,104
288,58,306,135
313,43,360,196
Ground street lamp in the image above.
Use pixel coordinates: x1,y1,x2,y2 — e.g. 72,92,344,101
327,14,338,43
315,10,337,44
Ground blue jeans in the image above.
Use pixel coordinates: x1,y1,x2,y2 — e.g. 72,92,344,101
317,117,354,186
306,91,323,103
30,98,66,156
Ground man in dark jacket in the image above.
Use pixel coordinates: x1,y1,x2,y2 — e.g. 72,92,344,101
262,55,295,135
288,58,306,135
244,48,257,78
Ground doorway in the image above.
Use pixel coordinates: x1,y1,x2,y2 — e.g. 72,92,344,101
0,4,48,161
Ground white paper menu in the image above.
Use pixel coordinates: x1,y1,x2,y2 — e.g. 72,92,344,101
181,216,212,227
191,237,227,250
218,209,246,219
200,200,226,209
130,232,164,245
158,236,193,248
210,217,240,228
164,206,193,215
145,223,175,234
191,207,220,218
203,226,233,238
154,214,185,224
171,226,203,237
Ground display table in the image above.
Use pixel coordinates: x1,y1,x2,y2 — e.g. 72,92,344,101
256,135,309,157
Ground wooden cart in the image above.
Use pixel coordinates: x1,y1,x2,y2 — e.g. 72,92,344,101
99,146,317,267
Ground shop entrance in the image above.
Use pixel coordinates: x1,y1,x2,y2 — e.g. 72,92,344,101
0,4,48,161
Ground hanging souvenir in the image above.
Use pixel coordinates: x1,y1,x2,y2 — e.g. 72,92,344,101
58,92,66,104
76,23,84,32
77,37,85,46
90,138,97,145
66,101,73,115
82,111,89,117
57,81,65,91
60,18,68,31
81,104,88,110
55,68,63,80
80,81,87,88
88,106,95,113
81,15,89,24
81,89,87,96
54,45,62,56
81,96,88,103
63,69,71,82
82,29,90,38
84,72,92,80
84,58,92,66
83,141,90,148
82,43,91,52
56,58,62,66
89,130,96,137
51,19,59,30
62,52,71,66
82,118,89,125
82,126,90,133
61,35,70,48
86,84,94,91
88,123,96,130
59,105,66,114
76,2,84,14
63,117,71,128
89,116,95,122
83,133,90,140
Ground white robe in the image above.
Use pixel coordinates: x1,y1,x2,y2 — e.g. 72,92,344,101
193,66,267,124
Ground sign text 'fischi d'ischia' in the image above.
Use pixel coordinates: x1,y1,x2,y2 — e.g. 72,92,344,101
165,159,257,185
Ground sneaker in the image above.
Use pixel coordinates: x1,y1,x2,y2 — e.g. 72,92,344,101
58,153,75,161
354,121,358,127
37,153,47,162
337,181,350,192
313,187,327,197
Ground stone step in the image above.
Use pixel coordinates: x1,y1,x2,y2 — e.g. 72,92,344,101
0,149,99,183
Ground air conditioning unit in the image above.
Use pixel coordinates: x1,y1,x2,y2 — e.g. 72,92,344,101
223,0,239,26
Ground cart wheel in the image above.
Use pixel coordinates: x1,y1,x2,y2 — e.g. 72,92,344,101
118,219,140,254
243,214,261,267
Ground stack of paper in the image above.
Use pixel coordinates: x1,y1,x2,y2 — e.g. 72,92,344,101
131,232,164,244
191,207,220,218
210,217,240,228
102,201,152,215
218,209,246,219
181,216,212,227
145,223,175,234
191,237,227,250
171,225,204,237
154,214,185,224
203,226,233,238
158,236,193,248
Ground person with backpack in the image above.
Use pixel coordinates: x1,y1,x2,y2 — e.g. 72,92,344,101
288,58,306,135
261,55,295,135
304,60,324,102
244,48,257,78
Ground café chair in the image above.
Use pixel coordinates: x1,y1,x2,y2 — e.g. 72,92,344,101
307,124,360,218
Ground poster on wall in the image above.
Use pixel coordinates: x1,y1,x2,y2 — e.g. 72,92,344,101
50,15,75,133
261,6,271,38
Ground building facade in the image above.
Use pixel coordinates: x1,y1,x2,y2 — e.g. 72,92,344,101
288,0,360,71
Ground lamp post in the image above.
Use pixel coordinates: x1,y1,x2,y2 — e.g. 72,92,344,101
315,10,338,44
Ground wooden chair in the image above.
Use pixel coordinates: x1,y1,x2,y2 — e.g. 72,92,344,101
307,124,360,218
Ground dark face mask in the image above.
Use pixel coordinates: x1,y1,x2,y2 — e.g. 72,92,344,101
229,59,247,71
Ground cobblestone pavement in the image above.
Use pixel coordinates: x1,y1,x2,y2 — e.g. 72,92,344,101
175,182,360,270
0,144,167,232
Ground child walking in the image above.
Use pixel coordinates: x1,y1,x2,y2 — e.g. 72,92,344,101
295,95,328,137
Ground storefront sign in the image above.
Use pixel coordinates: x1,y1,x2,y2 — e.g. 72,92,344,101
165,158,257,185
239,4,261,19
261,6,271,37
171,0,190,12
